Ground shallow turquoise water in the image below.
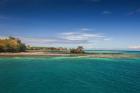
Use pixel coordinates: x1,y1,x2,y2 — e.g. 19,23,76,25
85,50,140,54
0,57,140,93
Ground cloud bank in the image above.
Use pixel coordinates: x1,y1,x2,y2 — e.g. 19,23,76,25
129,45,140,50
19,30,110,48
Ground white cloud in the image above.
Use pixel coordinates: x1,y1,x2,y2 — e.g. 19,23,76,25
20,31,109,48
102,11,112,15
0,28,110,49
129,45,140,50
60,31,104,41
80,28,91,31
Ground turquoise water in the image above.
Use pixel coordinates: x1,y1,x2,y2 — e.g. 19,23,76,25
0,57,140,93
85,50,140,54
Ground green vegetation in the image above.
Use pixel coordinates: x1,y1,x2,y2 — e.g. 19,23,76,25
27,46,85,54
0,37,26,52
70,46,85,54
0,36,85,54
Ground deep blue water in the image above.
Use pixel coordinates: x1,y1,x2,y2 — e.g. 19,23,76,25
0,57,140,93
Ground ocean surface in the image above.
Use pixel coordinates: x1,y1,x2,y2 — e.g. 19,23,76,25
85,50,140,54
0,57,140,93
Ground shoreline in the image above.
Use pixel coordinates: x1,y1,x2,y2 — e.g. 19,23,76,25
0,52,140,58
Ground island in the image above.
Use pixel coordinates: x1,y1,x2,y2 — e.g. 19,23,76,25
0,37,140,58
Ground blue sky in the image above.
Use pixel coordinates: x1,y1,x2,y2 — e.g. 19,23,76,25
0,0,140,49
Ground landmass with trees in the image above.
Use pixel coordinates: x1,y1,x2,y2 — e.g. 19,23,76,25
0,37,84,54
0,37,26,52
0,37,139,58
